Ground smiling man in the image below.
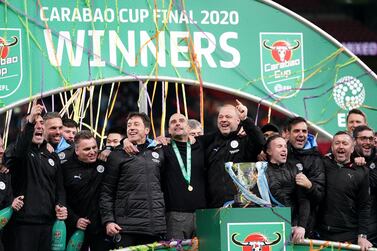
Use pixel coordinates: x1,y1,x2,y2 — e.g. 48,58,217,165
346,109,367,133
352,125,377,245
199,100,265,208
263,135,310,243
318,131,371,250
4,101,67,250
100,112,166,248
43,112,72,155
62,130,111,251
286,117,325,238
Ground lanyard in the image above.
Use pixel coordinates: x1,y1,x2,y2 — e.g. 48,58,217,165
171,141,192,190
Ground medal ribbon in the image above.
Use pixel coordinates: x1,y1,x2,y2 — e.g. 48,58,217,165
171,141,191,185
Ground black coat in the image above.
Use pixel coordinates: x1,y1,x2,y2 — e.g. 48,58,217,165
352,147,377,240
256,161,310,228
318,156,370,241
201,117,265,208
99,143,166,235
0,173,12,209
4,122,65,225
287,144,325,203
161,140,206,212
62,155,106,235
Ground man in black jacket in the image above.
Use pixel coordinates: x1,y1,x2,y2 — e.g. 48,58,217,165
4,101,67,251
100,112,166,248
162,113,206,239
352,125,377,245
201,100,265,208
286,117,325,238
62,130,112,250
263,135,310,243
318,131,372,250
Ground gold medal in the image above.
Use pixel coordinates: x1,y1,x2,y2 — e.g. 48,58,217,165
188,185,193,192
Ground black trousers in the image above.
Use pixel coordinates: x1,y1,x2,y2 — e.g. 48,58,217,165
114,233,163,248
12,223,53,251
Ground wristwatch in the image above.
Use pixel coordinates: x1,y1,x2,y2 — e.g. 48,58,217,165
358,234,367,239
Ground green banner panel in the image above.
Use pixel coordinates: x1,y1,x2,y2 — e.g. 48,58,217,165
1,0,376,136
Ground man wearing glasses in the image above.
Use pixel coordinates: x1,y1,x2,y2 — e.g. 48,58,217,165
352,125,377,245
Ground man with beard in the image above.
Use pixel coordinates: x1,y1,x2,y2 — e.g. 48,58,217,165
286,117,325,238
162,113,206,239
352,125,377,244
201,100,265,208
346,109,367,134
100,112,166,248
62,130,112,250
4,101,67,250
317,131,371,250
44,113,73,164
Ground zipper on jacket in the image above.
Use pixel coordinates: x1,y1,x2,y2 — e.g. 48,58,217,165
145,151,155,234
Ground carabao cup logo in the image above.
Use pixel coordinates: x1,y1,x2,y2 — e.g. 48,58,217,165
260,32,304,99
0,28,23,98
333,76,365,110
232,232,282,251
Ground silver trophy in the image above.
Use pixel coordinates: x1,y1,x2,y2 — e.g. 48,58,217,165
225,162,271,207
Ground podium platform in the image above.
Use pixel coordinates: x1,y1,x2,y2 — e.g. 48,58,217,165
196,207,292,251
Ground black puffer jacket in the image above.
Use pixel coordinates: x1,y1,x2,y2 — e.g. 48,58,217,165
318,156,370,241
266,162,299,207
265,161,310,228
201,117,265,208
62,156,106,235
100,142,166,235
287,144,325,203
352,147,377,240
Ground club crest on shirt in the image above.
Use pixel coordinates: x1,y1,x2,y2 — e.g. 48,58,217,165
152,152,159,159
0,181,6,190
296,163,304,172
58,152,65,160
48,158,55,166
370,163,376,170
230,140,239,149
97,165,105,173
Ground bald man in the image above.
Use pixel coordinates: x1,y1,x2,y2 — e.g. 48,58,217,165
162,113,206,239
199,101,265,208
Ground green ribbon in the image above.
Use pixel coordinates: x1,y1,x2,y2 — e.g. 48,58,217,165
171,140,192,187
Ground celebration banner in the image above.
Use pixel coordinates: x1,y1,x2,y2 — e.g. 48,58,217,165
0,0,376,136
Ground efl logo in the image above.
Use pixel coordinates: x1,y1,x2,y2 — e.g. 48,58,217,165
0,28,23,98
260,32,304,99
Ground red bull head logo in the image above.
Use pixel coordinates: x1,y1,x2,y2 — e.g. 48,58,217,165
263,40,300,63
232,232,282,251
0,36,18,59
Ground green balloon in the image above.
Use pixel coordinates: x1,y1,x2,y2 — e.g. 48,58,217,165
51,220,67,251
66,229,85,251
0,206,13,230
